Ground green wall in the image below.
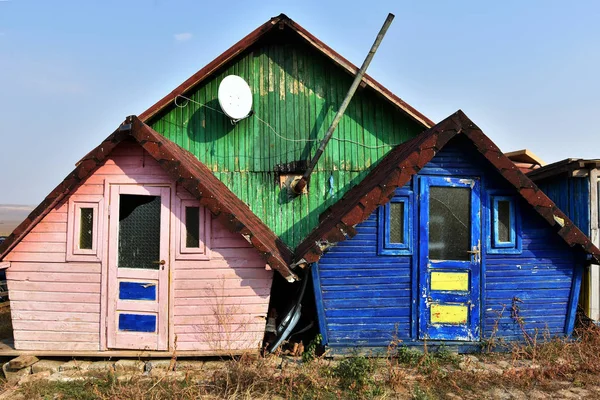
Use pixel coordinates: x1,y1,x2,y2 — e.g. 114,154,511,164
149,31,425,248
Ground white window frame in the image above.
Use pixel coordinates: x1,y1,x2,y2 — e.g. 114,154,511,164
176,199,211,260
67,195,103,262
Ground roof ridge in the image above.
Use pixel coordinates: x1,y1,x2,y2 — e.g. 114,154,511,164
294,110,600,265
137,14,433,128
0,116,297,281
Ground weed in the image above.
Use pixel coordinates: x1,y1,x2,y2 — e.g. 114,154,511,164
302,333,322,363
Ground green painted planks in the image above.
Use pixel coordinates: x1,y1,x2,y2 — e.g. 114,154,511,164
149,38,424,247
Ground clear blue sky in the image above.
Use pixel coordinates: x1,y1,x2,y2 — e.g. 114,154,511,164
1,0,599,205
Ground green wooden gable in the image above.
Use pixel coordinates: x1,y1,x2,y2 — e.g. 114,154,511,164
146,16,429,248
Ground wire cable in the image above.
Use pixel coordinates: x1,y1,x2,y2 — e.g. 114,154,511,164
174,94,402,150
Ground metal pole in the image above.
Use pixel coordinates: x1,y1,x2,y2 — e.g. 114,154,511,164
292,13,395,194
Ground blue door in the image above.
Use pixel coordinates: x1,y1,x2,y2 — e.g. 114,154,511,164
418,176,481,341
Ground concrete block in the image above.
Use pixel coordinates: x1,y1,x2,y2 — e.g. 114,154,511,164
31,360,64,374
9,356,39,370
60,360,91,372
114,359,145,373
2,363,31,385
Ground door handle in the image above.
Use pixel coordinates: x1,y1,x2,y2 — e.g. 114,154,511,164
466,240,481,263
152,260,166,265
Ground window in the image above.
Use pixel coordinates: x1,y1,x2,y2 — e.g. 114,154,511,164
378,190,413,255
176,199,210,260
488,194,521,254
67,196,103,261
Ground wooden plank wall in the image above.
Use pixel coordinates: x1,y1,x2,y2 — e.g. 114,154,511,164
315,137,582,349
173,185,273,352
4,141,272,353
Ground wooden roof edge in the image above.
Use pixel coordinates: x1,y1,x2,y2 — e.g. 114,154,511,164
0,116,297,281
505,149,546,166
137,13,434,128
528,158,600,181
294,110,600,265
129,117,297,280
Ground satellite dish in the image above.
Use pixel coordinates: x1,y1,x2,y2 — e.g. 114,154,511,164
218,75,253,120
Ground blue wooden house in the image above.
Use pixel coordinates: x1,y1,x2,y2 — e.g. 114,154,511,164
528,159,600,321
293,111,600,352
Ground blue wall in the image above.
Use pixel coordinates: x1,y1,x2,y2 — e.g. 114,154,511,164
536,177,590,236
315,137,584,349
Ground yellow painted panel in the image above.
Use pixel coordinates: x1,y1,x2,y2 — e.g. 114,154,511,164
430,272,469,291
430,304,468,325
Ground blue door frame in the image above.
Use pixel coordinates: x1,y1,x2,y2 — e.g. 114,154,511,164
418,176,482,341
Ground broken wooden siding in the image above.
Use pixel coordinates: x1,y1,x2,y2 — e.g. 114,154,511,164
148,30,424,248
314,138,584,350
5,142,272,354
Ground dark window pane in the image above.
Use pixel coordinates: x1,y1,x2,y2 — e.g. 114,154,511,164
429,187,470,261
185,206,201,248
118,195,161,269
389,202,405,244
79,208,94,250
497,200,511,243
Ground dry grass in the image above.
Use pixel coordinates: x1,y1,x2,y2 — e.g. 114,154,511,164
6,307,600,399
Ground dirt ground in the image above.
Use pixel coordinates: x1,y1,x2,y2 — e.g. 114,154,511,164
0,306,599,399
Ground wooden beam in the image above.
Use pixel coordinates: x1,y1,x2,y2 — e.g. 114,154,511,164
589,168,599,321
0,262,9,270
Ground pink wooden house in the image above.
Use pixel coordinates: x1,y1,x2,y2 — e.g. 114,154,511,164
0,116,296,356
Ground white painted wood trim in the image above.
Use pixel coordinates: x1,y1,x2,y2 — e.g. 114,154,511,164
589,168,599,321
0,262,10,270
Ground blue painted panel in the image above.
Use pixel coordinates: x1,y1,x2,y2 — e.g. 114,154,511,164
537,177,590,235
118,313,156,332
119,282,157,301
315,137,584,350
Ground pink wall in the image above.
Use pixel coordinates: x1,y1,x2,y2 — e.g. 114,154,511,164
5,141,273,353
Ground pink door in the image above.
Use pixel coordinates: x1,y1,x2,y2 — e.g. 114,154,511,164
106,185,170,350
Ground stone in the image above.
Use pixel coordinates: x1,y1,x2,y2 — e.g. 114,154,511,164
18,370,51,385
46,372,86,382
176,360,204,371
146,359,174,372
31,360,64,374
506,388,527,400
569,387,591,397
482,363,503,375
554,389,580,399
496,360,510,369
60,360,91,371
202,360,224,370
87,361,115,372
9,355,39,370
528,390,548,400
114,359,145,373
0,389,25,400
2,362,30,385
488,388,511,400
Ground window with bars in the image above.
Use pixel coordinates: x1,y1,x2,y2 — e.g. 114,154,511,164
378,190,413,255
